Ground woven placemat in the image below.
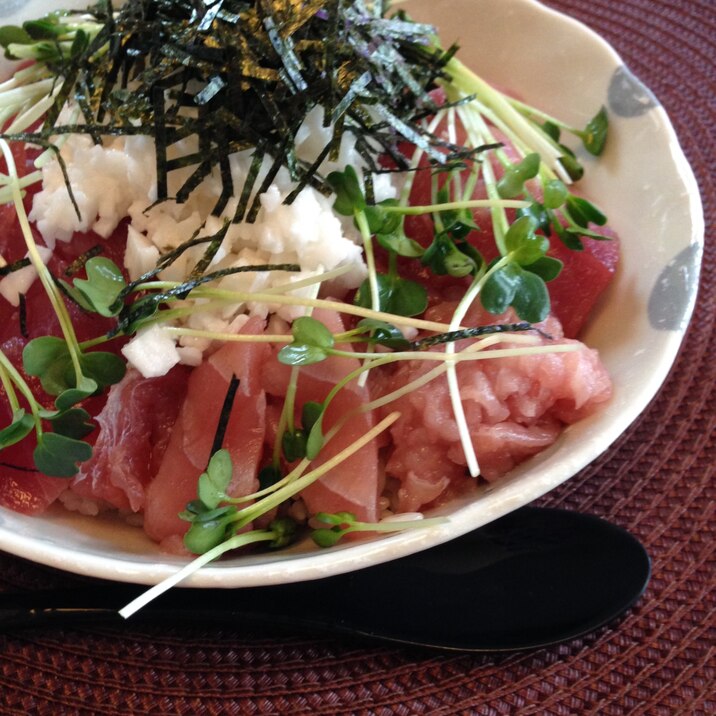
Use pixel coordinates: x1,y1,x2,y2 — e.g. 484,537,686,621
1,1,714,713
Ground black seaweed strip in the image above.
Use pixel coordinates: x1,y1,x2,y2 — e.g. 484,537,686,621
409,322,537,350
64,245,103,277
210,374,241,456
18,293,28,339
232,140,266,223
0,258,31,277
153,84,168,199
213,138,235,217
283,139,333,205
95,22,124,125
114,229,211,305
321,0,340,125
43,63,79,131
175,160,213,204
190,221,231,278
198,0,225,32
118,262,301,331
259,1,307,93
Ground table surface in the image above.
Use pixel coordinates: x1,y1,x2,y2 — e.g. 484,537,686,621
1,1,714,714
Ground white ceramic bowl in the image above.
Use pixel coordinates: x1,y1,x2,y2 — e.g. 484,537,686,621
0,0,703,586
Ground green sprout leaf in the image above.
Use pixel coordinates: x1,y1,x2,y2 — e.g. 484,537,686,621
301,401,324,435
554,222,585,250
311,511,357,547
23,337,125,403
421,233,478,278
197,449,233,509
33,432,93,478
42,407,95,439
23,18,65,41
565,195,607,228
375,228,425,258
523,256,563,282
354,273,428,317
282,429,307,462
482,262,550,323
510,269,550,323
497,153,540,199
277,343,329,366
364,199,402,235
268,517,297,548
481,263,522,315
0,26,33,51
516,201,551,234
291,316,334,349
543,179,568,210
580,106,608,156
66,257,127,317
557,153,584,182
504,215,548,265
356,319,410,349
278,316,336,366
326,166,366,216
540,120,561,142
182,504,238,554
0,410,34,449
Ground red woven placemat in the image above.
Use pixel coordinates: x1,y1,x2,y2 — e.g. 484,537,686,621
1,1,714,714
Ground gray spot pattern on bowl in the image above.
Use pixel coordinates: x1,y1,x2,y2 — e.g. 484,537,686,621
0,0,27,18
648,244,701,331
608,66,659,117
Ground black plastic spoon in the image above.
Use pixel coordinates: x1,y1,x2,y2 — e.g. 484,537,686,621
0,507,650,652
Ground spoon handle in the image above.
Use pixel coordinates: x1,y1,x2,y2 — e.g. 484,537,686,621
0,508,650,652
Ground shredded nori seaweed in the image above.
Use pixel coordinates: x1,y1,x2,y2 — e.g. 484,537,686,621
2,0,467,221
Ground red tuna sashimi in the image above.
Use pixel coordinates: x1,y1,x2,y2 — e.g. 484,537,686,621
144,318,268,545
70,366,190,513
261,309,379,522
1,209,130,514
389,120,619,338
378,315,611,511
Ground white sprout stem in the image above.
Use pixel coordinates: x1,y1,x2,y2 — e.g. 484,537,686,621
387,198,529,215
119,411,401,618
140,286,463,334
354,210,380,314
358,334,543,414
5,82,63,134
165,327,291,343
118,531,277,619
444,256,510,478
446,106,463,200
0,64,51,93
0,78,56,109
258,262,351,294
0,170,43,203
445,59,567,178
0,139,84,384
456,105,509,252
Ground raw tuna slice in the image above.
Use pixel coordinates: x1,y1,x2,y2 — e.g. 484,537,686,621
261,309,380,522
70,366,190,513
390,119,619,338
379,315,611,511
0,404,68,515
144,318,268,545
